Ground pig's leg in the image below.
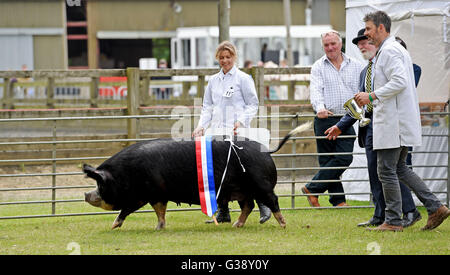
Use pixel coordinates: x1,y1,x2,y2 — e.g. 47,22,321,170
112,210,131,229
254,181,287,228
273,211,286,228
151,201,167,230
232,199,254,228
112,201,147,229
259,192,286,228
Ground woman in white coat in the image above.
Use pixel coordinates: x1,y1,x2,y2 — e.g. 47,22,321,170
192,41,259,137
192,41,271,224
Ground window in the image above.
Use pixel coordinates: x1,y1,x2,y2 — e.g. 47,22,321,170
66,0,88,68
182,39,191,67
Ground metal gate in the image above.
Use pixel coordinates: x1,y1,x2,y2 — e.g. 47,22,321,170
0,112,448,219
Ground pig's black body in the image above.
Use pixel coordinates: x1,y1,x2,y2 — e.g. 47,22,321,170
86,137,278,208
83,126,309,229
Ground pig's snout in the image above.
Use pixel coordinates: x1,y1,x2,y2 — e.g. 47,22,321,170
84,189,102,207
84,189,114,211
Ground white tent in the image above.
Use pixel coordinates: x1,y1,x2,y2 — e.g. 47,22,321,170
342,0,449,205
345,0,449,103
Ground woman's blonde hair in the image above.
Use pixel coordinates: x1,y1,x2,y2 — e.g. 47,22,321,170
215,40,237,60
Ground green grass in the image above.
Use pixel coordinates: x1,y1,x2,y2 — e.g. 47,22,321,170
1,197,449,255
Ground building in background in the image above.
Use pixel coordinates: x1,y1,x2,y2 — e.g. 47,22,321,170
0,0,67,70
0,0,346,70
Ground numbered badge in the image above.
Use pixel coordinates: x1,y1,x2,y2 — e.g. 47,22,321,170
223,86,234,98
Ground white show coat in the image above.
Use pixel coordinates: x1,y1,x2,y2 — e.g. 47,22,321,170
198,66,259,129
372,36,422,150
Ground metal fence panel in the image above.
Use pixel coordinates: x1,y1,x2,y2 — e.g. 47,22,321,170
0,112,448,220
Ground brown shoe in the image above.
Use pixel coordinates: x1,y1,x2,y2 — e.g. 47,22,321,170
301,186,320,207
421,205,450,231
336,202,349,207
367,222,403,232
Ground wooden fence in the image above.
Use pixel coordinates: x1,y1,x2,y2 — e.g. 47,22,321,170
0,67,311,110
1,67,312,142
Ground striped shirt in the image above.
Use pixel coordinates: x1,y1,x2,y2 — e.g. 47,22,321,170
310,53,364,115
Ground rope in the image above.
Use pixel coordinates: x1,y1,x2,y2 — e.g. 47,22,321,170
215,136,245,200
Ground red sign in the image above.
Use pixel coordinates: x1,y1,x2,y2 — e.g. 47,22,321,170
99,76,127,97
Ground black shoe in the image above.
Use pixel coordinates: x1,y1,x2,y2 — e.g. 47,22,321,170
357,216,383,227
205,207,231,224
402,209,422,228
257,203,272,224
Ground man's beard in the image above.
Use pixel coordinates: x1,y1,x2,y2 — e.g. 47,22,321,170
361,50,376,60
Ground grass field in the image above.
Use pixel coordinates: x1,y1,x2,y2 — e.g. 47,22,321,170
1,198,449,255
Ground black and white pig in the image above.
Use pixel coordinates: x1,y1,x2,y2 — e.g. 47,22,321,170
84,122,311,230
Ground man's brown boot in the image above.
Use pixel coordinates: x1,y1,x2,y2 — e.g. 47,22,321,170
301,186,320,207
367,222,403,232
421,205,450,231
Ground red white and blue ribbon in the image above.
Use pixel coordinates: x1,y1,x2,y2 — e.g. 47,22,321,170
195,136,218,217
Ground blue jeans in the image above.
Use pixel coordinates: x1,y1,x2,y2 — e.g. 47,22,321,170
377,146,442,226
305,117,355,206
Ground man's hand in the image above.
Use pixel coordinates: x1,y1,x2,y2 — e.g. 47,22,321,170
354,92,371,107
317,109,334,119
324,125,342,141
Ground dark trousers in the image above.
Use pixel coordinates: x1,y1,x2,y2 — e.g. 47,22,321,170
363,120,416,219
305,116,355,206
377,146,441,225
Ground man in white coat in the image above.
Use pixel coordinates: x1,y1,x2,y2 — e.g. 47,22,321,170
355,11,450,232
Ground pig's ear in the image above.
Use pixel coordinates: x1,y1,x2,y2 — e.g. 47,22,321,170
83,164,106,183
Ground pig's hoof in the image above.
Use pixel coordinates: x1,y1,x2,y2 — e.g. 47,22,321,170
273,212,286,228
278,218,287,228
232,221,245,228
112,217,124,230
155,222,165,230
